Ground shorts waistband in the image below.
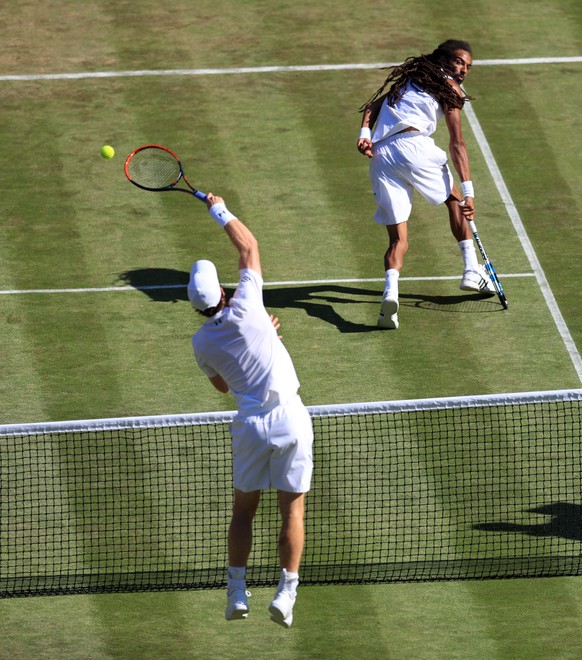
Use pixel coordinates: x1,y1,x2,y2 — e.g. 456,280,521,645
382,129,421,142
237,392,301,418
386,128,422,140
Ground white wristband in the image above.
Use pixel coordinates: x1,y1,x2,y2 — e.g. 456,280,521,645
359,127,372,141
461,180,474,198
209,202,237,228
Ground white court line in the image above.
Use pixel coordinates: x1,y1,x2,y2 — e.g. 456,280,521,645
463,103,582,381
0,56,581,82
1,55,580,378
0,273,534,295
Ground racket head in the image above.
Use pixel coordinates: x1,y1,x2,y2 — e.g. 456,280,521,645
124,144,184,191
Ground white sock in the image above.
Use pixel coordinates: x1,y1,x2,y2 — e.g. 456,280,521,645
459,240,479,271
384,269,400,297
279,569,299,596
228,566,246,590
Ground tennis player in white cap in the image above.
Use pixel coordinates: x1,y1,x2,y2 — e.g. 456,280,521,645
189,193,313,628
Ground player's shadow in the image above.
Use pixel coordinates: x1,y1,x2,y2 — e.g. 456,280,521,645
117,268,382,333
473,502,582,541
400,291,499,313
118,268,190,303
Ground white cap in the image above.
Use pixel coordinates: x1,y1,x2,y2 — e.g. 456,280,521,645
187,260,222,311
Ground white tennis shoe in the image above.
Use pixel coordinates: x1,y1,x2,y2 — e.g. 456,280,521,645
225,588,250,620
378,291,399,329
460,266,495,293
377,312,399,329
269,589,295,628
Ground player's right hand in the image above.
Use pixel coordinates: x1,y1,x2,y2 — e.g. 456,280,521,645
357,138,373,158
205,192,224,209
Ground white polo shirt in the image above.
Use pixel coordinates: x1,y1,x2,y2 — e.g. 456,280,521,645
192,268,300,416
372,81,444,143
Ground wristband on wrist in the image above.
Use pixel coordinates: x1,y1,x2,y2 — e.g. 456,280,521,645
359,127,372,141
461,180,474,198
209,202,237,228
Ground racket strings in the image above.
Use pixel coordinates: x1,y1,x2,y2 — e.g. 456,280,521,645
127,149,181,190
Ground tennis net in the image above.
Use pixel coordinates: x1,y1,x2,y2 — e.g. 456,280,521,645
0,388,581,598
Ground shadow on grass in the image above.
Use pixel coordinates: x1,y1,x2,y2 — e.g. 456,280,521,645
117,268,503,331
474,502,582,541
400,291,501,313
117,268,190,303
117,267,382,333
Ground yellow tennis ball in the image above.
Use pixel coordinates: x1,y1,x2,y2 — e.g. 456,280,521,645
100,145,115,159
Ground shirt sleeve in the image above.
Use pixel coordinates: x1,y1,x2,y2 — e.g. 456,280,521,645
192,339,218,378
232,268,264,306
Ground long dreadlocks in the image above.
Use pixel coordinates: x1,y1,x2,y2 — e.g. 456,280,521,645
359,40,473,112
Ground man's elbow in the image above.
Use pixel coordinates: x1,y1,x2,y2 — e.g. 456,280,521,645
240,235,260,264
210,375,229,393
248,234,259,254
449,138,467,153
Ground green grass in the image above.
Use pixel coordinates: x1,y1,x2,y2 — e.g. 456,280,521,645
2,581,582,660
1,1,582,658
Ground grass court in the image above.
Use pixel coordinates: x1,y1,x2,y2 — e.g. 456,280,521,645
1,1,582,657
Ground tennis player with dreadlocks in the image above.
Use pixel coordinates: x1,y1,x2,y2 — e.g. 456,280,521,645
357,39,494,329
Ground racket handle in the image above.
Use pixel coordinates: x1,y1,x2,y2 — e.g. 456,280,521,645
193,190,207,202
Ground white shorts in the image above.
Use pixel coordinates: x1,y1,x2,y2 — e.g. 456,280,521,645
230,396,314,493
370,133,454,225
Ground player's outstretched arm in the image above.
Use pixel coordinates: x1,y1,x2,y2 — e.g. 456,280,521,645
444,80,474,218
205,193,261,275
357,95,383,158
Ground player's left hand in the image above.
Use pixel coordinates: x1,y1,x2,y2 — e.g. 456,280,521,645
269,314,282,339
459,198,474,219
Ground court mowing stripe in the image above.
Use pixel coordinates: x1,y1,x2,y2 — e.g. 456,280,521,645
0,273,534,295
464,102,582,382
0,56,580,82
1,55,579,377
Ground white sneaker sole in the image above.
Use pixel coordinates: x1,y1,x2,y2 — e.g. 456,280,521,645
225,590,250,620
378,294,399,329
269,602,293,628
380,295,399,317
377,313,399,329
225,604,249,620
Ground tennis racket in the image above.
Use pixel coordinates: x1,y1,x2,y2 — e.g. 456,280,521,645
468,219,509,310
124,145,207,202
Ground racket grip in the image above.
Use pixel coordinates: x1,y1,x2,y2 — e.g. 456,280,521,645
193,190,207,202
